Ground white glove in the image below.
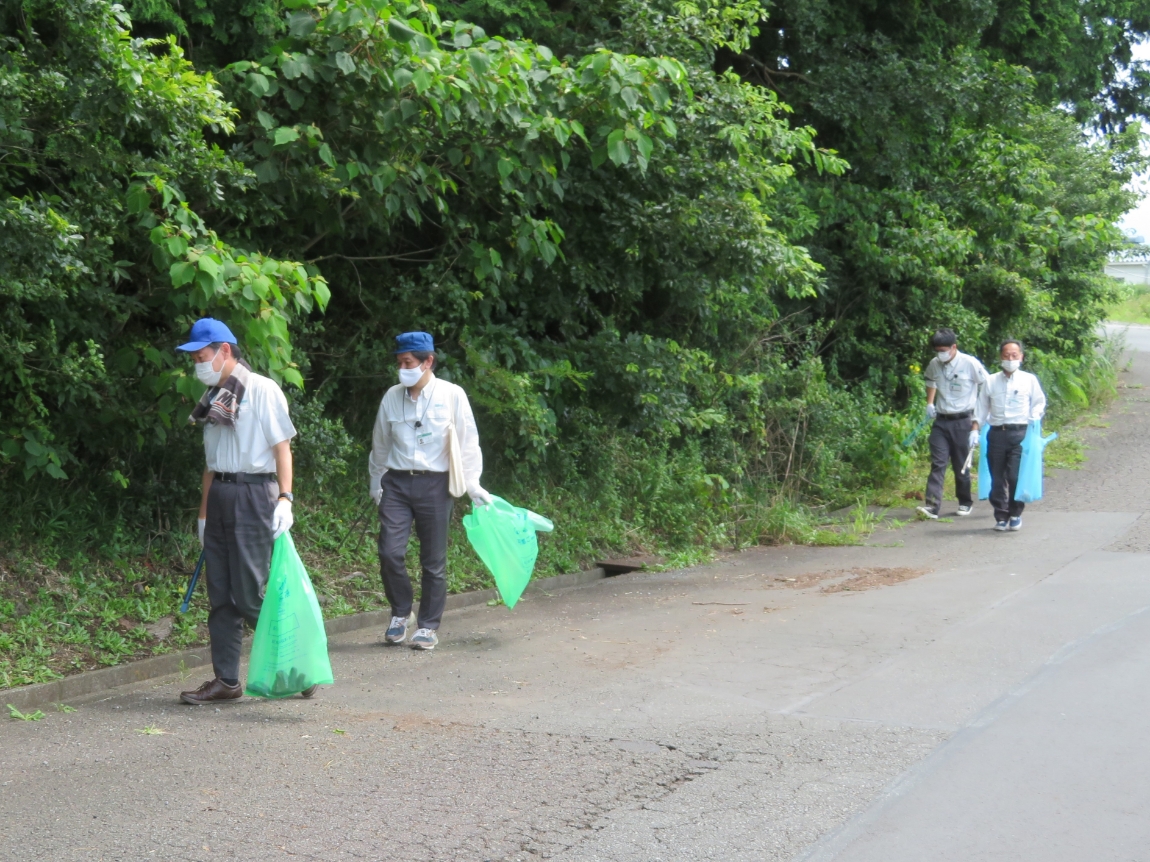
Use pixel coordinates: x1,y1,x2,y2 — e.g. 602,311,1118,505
272,499,294,539
197,518,206,547
926,403,937,419
969,429,979,449
468,485,493,507
371,488,383,506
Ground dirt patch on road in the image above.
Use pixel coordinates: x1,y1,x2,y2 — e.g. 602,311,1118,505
821,566,929,593
764,567,930,593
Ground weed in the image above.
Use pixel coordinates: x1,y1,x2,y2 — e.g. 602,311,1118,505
7,704,44,721
137,725,167,735
51,703,76,713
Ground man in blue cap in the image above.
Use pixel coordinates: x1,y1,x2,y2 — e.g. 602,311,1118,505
368,331,491,650
175,318,301,704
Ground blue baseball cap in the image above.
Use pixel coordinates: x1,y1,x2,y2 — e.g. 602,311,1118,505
395,331,434,354
176,318,237,352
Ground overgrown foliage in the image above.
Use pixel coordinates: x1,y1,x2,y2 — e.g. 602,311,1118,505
1,0,1146,686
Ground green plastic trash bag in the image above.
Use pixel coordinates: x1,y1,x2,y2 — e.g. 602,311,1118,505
245,533,334,698
463,496,554,609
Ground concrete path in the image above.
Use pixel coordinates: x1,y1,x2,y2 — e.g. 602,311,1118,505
3,347,1150,861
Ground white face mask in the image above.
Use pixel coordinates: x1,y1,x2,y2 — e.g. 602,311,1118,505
1000,359,1021,373
194,349,224,386
936,349,954,363
398,365,426,387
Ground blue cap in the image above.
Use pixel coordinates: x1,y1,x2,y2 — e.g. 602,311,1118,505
395,331,434,354
176,318,237,352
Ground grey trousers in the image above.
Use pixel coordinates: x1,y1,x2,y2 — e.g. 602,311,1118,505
377,471,453,630
203,478,277,680
987,425,1027,522
925,416,973,508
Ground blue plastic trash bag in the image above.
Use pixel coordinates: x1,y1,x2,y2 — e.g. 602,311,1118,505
463,496,554,609
245,533,334,698
978,424,992,500
1015,420,1058,503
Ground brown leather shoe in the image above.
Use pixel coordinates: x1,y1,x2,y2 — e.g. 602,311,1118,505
180,678,243,705
300,685,318,699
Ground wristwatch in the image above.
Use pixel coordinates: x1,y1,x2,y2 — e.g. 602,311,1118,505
278,492,294,503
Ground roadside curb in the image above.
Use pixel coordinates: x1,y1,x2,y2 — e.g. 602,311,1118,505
3,566,608,713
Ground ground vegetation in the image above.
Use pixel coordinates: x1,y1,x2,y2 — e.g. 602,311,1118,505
0,0,1146,685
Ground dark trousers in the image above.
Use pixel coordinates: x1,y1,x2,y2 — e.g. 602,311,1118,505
203,478,277,680
925,416,973,508
987,425,1027,522
377,471,453,630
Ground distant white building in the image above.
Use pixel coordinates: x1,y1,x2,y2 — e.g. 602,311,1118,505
1106,248,1150,285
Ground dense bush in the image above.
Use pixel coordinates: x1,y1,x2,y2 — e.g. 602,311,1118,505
1,0,1144,545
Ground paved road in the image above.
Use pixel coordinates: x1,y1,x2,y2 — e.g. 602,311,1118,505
4,349,1150,861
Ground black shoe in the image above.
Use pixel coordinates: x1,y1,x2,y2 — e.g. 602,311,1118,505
180,678,242,705
300,685,318,699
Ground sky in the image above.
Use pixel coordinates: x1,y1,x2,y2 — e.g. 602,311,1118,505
1117,41,1150,242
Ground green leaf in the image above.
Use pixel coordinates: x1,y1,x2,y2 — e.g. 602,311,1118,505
635,133,653,161
388,18,418,42
197,255,220,277
257,110,276,130
126,184,151,214
318,143,336,168
467,50,489,76
334,52,355,75
274,126,301,146
497,158,515,180
45,463,67,480
169,261,195,287
412,69,433,94
246,73,270,97
607,129,630,166
165,236,188,258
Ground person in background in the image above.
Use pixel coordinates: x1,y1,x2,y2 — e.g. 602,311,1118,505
916,328,990,520
368,332,491,651
977,339,1047,532
175,318,302,705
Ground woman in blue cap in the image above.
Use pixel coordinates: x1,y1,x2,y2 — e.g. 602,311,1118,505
368,331,491,649
175,317,301,704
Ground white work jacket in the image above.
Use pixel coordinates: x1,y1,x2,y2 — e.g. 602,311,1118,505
367,375,483,496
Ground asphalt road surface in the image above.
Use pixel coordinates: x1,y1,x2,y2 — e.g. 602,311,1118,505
4,346,1150,861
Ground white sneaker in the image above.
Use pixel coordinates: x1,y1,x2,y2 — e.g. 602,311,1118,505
409,628,438,650
916,505,939,520
957,504,973,516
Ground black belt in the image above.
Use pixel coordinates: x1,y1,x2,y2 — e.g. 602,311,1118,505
392,469,447,476
991,424,1027,431
214,471,277,484
936,410,972,420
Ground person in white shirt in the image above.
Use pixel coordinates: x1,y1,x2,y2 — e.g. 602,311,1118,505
368,332,491,650
976,339,1047,532
917,328,990,519
175,318,300,705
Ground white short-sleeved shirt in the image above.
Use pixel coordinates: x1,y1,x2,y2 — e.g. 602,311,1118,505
923,350,989,414
202,372,296,473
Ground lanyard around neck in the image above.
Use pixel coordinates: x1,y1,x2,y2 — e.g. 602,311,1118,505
403,380,435,430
